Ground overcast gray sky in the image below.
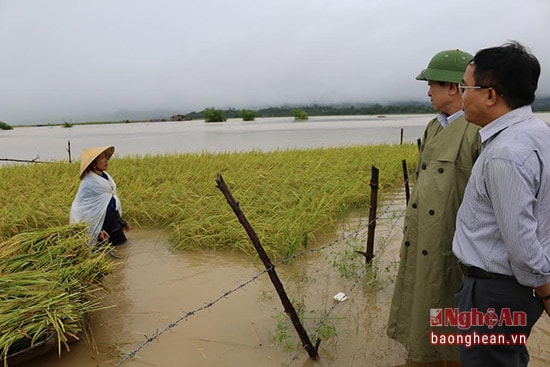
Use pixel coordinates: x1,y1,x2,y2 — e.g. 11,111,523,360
1,0,549,124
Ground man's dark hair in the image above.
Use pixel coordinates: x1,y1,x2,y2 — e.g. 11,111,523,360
472,41,540,109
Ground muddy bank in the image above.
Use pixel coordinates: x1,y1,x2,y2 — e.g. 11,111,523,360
25,192,550,367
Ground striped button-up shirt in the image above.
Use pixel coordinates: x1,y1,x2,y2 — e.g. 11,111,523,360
453,106,550,288
437,109,464,128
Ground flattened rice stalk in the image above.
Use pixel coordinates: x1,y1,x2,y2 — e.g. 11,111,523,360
0,224,94,263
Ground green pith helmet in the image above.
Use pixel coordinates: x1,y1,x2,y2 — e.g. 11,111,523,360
416,49,473,84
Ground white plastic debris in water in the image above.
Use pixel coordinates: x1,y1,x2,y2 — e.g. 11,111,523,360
333,292,348,302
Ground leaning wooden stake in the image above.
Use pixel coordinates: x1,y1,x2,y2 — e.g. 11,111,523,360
215,174,320,360
402,160,410,205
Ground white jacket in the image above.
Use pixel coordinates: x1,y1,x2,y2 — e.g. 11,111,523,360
70,171,122,244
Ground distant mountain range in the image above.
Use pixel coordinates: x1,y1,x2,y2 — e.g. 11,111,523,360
80,108,182,123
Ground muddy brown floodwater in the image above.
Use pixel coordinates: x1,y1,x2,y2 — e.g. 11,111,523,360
26,192,550,367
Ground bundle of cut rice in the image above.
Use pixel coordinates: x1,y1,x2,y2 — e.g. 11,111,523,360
0,225,115,365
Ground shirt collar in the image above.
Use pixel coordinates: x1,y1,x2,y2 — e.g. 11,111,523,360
479,105,534,145
437,110,464,128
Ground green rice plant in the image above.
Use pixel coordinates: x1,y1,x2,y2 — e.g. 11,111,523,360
271,312,294,352
308,309,339,342
331,238,365,279
364,257,383,289
270,297,340,353
0,145,418,260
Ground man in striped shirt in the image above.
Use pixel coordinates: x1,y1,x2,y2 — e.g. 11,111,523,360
453,41,550,367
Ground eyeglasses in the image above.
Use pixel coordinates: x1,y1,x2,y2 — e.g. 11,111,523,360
458,84,492,93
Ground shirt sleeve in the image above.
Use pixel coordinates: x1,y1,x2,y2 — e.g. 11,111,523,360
485,152,550,287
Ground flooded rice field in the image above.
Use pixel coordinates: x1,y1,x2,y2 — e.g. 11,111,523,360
25,192,409,367
5,114,550,366
24,192,550,367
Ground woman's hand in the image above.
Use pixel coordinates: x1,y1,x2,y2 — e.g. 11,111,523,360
99,230,110,242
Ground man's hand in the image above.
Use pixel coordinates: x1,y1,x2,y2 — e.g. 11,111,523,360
535,283,550,317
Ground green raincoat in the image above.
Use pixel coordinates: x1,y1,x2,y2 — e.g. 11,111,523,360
387,115,481,362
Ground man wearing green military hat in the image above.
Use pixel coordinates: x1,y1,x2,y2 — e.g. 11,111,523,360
387,49,481,365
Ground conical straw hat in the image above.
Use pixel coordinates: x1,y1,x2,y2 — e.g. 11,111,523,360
79,146,115,179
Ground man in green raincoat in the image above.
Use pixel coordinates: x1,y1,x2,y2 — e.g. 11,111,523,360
387,49,481,366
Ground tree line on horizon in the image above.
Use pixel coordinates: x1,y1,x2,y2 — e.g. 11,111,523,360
180,97,550,121
182,102,435,120
3,97,550,129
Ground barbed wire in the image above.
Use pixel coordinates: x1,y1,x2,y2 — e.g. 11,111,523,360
284,191,407,366
112,186,410,366
112,267,270,367
0,156,52,164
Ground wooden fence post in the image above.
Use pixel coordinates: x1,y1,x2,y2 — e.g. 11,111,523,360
365,166,379,264
215,174,320,360
356,166,379,265
67,140,72,163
